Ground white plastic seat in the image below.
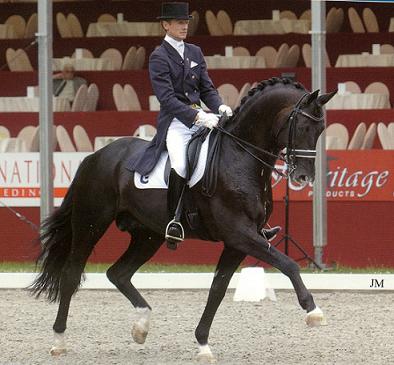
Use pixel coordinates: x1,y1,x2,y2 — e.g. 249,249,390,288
217,84,239,110
73,125,93,152
205,10,223,36
217,10,233,35
344,81,361,94
100,48,123,70
256,46,277,68
0,126,11,140
67,13,84,37
84,83,99,112
112,83,127,111
71,84,88,112
0,138,27,152
326,123,349,149
377,123,393,149
122,46,137,70
56,125,76,152
17,125,37,151
361,123,377,150
348,123,366,150
123,84,142,111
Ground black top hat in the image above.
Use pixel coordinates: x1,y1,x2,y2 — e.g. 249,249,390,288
157,2,192,20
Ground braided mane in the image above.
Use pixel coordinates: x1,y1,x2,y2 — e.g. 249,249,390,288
232,77,307,116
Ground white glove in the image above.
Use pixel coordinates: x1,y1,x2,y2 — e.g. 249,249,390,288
195,110,219,129
218,104,233,117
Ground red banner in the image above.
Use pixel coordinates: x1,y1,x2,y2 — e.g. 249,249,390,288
272,151,394,201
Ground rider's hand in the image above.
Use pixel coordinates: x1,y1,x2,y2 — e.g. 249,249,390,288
195,111,219,129
218,104,233,117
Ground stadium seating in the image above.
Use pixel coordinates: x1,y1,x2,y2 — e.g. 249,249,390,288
0,0,392,151
347,122,366,150
361,123,377,149
73,124,93,152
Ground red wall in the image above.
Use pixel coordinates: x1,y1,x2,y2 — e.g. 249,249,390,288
1,200,393,268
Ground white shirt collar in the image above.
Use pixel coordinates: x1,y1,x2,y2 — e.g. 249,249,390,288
164,34,184,57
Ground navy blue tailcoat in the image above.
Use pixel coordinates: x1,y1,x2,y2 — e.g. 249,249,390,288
127,40,223,175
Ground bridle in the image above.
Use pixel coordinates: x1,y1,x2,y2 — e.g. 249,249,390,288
215,93,324,178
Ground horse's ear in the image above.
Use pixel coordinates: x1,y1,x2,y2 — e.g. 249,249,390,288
306,89,320,104
316,90,337,106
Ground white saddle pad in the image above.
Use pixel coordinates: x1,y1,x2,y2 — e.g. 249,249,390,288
134,132,211,189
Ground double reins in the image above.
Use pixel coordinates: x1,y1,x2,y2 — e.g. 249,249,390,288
215,93,324,178
214,125,287,177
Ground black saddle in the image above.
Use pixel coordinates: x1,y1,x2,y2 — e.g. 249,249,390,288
163,115,228,241
186,117,225,197
164,116,226,197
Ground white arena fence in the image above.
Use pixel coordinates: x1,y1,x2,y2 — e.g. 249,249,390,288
0,272,393,291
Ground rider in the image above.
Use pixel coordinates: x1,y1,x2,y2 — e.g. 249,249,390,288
127,2,280,248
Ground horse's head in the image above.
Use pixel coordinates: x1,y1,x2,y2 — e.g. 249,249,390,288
276,89,336,184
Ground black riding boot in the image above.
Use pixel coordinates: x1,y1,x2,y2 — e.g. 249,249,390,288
165,169,186,250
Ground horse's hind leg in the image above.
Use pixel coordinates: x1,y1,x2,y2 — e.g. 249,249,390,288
106,228,164,344
51,214,113,355
195,247,246,362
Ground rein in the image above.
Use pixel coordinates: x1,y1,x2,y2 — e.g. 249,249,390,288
215,93,324,178
215,125,287,177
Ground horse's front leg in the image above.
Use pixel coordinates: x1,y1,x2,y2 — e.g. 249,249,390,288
233,230,326,326
195,246,246,363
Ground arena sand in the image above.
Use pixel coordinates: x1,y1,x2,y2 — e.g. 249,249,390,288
0,290,393,365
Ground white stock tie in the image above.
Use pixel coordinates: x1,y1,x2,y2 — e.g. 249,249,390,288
177,43,184,59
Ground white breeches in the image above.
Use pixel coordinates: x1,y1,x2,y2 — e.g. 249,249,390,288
166,118,200,178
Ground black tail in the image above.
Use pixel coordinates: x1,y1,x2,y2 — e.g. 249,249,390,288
29,183,75,302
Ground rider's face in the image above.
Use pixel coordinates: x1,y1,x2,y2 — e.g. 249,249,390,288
162,19,189,41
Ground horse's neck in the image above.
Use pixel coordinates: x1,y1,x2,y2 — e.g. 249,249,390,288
219,90,294,187
230,93,284,153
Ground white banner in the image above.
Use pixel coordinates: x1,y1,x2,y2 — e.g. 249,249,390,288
0,153,91,207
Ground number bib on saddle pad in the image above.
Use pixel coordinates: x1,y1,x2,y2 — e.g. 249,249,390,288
134,132,211,189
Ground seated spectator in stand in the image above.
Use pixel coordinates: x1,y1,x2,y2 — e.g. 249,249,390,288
53,64,87,103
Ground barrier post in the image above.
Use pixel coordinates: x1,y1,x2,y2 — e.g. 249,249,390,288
38,0,54,224
311,0,327,267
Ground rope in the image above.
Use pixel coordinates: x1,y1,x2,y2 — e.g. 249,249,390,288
0,200,39,232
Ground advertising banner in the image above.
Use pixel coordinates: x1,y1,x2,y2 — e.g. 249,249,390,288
0,151,392,207
272,151,393,201
0,153,89,207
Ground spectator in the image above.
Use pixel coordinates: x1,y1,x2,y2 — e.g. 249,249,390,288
53,64,87,103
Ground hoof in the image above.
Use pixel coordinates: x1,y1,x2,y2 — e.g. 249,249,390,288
132,307,151,345
306,306,327,327
196,345,216,363
50,347,67,356
196,353,217,364
132,323,148,344
50,332,66,356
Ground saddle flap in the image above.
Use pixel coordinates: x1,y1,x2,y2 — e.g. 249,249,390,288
186,128,210,180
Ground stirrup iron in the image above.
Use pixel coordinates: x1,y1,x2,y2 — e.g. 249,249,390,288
165,219,185,242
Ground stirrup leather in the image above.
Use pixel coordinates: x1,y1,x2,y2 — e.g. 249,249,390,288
165,219,185,242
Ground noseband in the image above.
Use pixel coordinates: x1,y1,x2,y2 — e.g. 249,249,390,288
281,93,324,175
215,93,324,178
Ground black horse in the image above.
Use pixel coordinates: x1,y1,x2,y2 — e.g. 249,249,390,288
31,78,335,362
